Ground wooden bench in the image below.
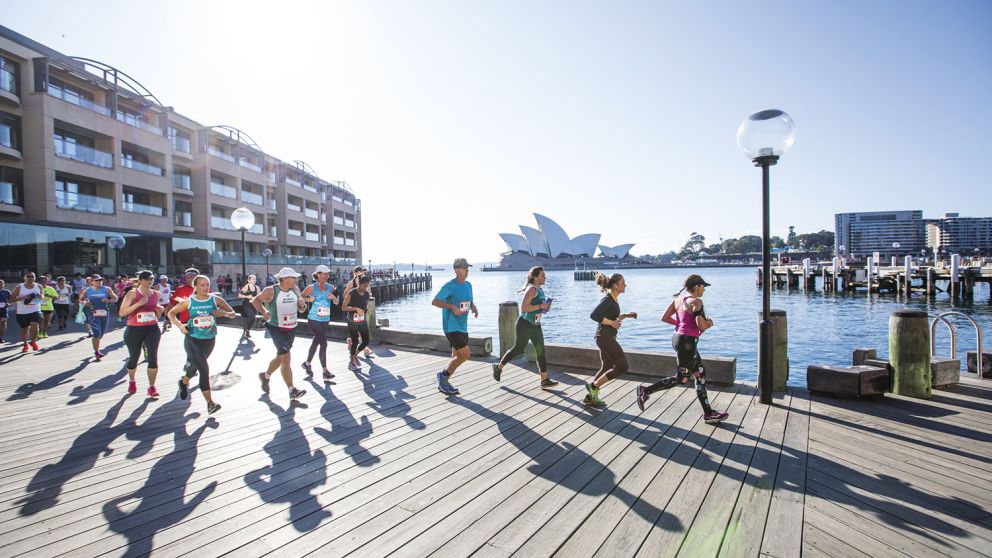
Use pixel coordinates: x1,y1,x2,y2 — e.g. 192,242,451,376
806,364,889,397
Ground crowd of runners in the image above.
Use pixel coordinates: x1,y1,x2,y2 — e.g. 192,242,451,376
0,260,728,423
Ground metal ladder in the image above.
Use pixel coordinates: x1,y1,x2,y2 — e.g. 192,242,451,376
930,311,985,379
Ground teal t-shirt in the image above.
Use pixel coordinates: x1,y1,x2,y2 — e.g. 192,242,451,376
520,286,546,325
187,295,218,339
435,278,473,333
307,283,334,323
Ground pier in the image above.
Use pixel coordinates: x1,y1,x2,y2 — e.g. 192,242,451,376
367,273,432,303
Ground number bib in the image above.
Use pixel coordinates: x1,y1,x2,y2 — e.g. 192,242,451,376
136,311,156,324
0,302,6,310
459,301,471,313
193,315,215,329
316,306,330,318
534,312,542,325
93,309,108,317
351,312,365,323
280,314,298,328
56,297,69,304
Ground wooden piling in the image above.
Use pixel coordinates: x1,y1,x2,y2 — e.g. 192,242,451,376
889,310,931,399
367,298,377,340
498,301,519,356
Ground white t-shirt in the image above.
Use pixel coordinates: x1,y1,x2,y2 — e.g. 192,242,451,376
158,283,172,305
16,284,42,315
71,278,87,295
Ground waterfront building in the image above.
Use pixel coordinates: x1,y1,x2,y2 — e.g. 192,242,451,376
834,210,925,259
929,213,992,255
0,25,362,279
496,213,635,270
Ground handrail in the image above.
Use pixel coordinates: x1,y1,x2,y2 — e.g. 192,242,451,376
930,311,984,379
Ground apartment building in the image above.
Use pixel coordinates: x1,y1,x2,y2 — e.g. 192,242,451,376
928,213,992,255
834,210,925,259
0,25,362,279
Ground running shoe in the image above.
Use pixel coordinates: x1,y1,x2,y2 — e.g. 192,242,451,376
582,393,606,407
704,411,730,425
178,378,189,400
147,386,160,399
207,401,222,414
21,343,28,353
30,341,39,351
636,385,649,412
38,332,47,339
86,331,92,338
95,350,103,361
437,371,459,395
289,387,307,400
259,372,270,394
302,362,314,377
364,349,374,359
127,380,137,394
492,363,502,382
540,378,559,389
347,360,359,372
322,370,335,380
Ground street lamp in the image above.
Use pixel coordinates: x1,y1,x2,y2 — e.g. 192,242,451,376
231,207,255,285
262,248,273,284
737,109,797,405
107,235,126,279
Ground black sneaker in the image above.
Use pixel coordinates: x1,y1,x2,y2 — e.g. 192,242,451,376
207,401,221,414
492,363,502,382
259,372,270,394
540,378,558,389
302,362,314,377
178,378,189,400
322,370,335,380
636,385,649,412
289,387,307,400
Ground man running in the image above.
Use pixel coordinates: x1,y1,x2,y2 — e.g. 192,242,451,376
53,276,72,331
10,271,43,352
38,276,59,339
0,279,11,343
156,275,173,332
71,272,87,316
252,267,308,401
431,258,477,395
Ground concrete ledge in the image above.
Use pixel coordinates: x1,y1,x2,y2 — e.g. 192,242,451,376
807,364,888,397
931,357,961,387
377,328,493,356
967,351,991,376
526,342,736,385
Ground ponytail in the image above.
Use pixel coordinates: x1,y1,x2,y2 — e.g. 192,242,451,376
517,266,544,293
595,272,623,293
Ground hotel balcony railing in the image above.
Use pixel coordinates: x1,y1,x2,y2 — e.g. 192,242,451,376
305,232,319,242
247,223,264,235
211,215,237,230
344,220,355,228
285,176,301,187
174,212,192,227
333,216,344,226
0,181,19,205
241,190,264,206
54,139,113,168
56,192,114,214
267,199,276,210
172,174,191,190
266,171,276,182
286,203,302,213
206,145,236,163
345,238,355,246
171,136,191,154
0,68,15,95
288,229,302,237
239,158,263,172
121,157,163,176
304,208,319,219
116,112,163,135
122,200,164,217
269,226,278,237
47,84,112,116
212,251,330,265
210,182,237,199
333,236,346,246
0,124,14,149
304,183,318,194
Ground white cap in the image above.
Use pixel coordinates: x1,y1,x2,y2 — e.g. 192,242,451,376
159,274,169,280
314,265,331,274
276,267,298,279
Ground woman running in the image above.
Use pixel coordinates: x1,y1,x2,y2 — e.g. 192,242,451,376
80,274,118,360
38,277,59,339
168,275,235,414
635,275,729,423
492,266,558,389
53,277,72,331
238,274,260,339
157,275,173,332
301,265,339,380
118,270,164,397
342,274,372,372
584,272,637,407
344,266,374,359
251,267,308,401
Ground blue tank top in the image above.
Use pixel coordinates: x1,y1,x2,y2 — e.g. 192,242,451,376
86,287,111,318
307,283,333,323
187,295,218,339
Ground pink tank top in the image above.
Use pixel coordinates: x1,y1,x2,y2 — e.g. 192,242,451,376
674,295,702,337
126,290,160,327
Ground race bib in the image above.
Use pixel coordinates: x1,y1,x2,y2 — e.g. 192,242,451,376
534,313,542,325
459,301,471,313
316,306,330,318
136,311,156,324
193,315,215,329
351,312,365,323
93,309,107,317
0,302,6,309
280,314,298,328
57,297,69,304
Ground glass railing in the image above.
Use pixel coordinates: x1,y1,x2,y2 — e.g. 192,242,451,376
345,238,355,246
333,216,344,226
122,200,164,216
0,124,13,149
334,236,346,245
305,208,319,219
54,139,114,168
47,84,112,116
121,157,163,176
239,158,262,172
267,199,276,210
305,232,319,242
207,145,236,163
344,220,355,228
304,183,318,193
174,212,192,227
240,190,264,205
116,112,162,135
171,136,191,154
266,171,276,182
269,226,278,237
56,192,114,214
210,182,237,199
248,223,264,235
172,174,191,190
285,176,301,187
0,68,15,95
211,215,237,230
0,181,18,205
288,229,302,237
287,203,302,213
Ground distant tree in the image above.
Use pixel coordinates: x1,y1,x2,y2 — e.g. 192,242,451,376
707,243,722,254
678,232,706,258
736,235,762,253
721,238,738,253
770,236,785,249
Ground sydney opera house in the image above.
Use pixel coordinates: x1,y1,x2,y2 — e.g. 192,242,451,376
494,214,635,270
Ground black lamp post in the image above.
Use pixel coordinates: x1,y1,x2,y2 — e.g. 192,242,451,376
263,248,272,283
231,207,255,285
737,109,796,405
107,235,126,279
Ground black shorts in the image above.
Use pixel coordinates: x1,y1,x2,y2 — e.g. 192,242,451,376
16,312,42,328
71,293,80,303
266,323,296,355
445,331,469,350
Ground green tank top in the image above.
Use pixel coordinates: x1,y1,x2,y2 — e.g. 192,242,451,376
520,286,546,325
186,295,218,339
265,287,300,329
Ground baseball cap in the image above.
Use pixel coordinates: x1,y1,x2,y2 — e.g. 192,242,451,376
314,265,331,274
684,274,711,288
453,257,472,270
159,274,169,280
276,267,298,279
90,273,104,280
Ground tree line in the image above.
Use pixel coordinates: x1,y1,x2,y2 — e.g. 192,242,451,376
638,227,835,261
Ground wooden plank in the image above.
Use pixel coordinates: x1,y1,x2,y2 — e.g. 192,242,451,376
760,389,810,558
804,506,908,557
802,522,873,558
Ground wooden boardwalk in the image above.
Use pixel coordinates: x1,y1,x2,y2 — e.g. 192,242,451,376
0,322,990,557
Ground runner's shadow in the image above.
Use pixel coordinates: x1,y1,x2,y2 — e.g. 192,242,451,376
16,396,148,516
7,358,91,401
243,395,332,532
67,367,128,405
308,378,380,467
355,362,425,431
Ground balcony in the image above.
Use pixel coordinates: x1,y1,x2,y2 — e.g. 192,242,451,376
47,84,111,116
0,181,19,206
56,192,114,214
240,190,264,206
116,112,162,135
287,203,302,213
0,123,14,150
305,208,319,219
172,174,191,191
121,157,163,176
171,136,191,154
305,232,319,242
54,139,113,169
122,199,164,217
0,68,15,96
207,145,236,163
239,158,262,172
304,183,318,194
345,220,355,228
267,199,276,210
210,182,237,199
269,226,278,237
285,176,301,187
288,229,302,237
266,171,276,182
174,211,192,227
211,215,237,231
248,223,264,235
333,216,344,226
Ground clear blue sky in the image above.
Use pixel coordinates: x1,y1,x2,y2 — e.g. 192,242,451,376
5,0,991,264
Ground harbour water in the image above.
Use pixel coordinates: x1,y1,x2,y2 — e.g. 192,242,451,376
375,267,992,386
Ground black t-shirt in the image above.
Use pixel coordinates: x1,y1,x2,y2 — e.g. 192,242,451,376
346,288,370,322
590,294,620,337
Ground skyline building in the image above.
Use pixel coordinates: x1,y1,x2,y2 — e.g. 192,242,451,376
834,210,925,259
499,213,635,259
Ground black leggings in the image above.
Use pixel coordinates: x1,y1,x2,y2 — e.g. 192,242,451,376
348,322,369,357
183,335,216,392
241,303,256,333
124,325,161,369
498,317,547,372
593,333,629,383
307,320,330,368
644,334,713,414
54,304,70,323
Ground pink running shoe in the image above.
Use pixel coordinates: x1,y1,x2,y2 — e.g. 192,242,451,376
128,380,137,394
147,386,159,398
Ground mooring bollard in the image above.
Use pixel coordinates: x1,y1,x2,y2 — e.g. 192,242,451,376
758,309,788,392
498,301,519,356
889,310,931,399
367,298,377,341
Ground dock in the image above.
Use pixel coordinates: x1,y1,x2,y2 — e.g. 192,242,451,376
0,322,990,557
760,261,992,300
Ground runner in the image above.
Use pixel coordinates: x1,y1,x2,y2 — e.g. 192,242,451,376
168,275,235,414
238,273,260,339
79,274,118,360
156,275,172,332
341,274,372,373
81,276,93,337
70,272,87,317
635,274,729,424
118,270,165,397
301,265,339,380
10,271,43,352
0,279,11,343
492,266,558,389
343,265,374,359
53,276,72,330
431,258,478,395
251,267,308,401
584,272,638,407
38,276,59,339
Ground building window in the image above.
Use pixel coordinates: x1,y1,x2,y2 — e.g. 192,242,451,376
0,166,23,206
0,111,20,150
0,55,19,96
